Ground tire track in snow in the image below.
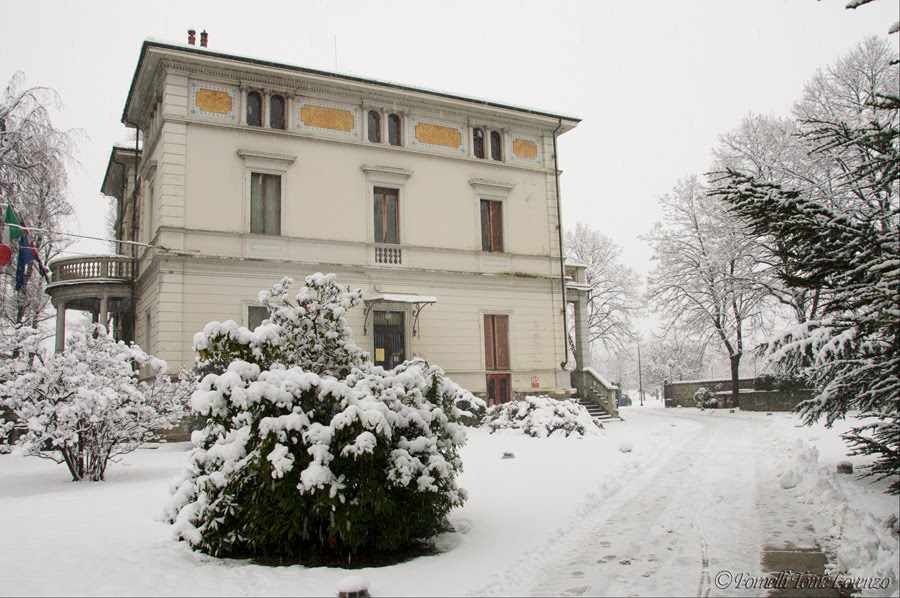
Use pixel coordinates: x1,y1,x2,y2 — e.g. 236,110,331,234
470,414,706,596
474,410,767,597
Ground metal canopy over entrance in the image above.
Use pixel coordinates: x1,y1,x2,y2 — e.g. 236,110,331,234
362,293,437,337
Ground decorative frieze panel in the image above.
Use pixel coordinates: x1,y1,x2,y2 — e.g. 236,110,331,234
509,134,542,164
297,100,359,136
410,118,465,153
190,83,237,120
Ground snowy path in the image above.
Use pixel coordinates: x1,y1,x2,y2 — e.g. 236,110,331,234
474,410,821,597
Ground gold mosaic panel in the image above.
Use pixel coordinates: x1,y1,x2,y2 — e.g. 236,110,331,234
415,123,462,148
300,104,355,132
194,88,233,115
513,138,538,160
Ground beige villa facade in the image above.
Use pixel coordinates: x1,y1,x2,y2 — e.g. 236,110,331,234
46,37,616,412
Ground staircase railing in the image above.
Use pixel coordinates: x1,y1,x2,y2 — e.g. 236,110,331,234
573,367,619,418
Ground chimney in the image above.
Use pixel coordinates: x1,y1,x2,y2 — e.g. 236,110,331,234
200,30,208,48
187,29,196,45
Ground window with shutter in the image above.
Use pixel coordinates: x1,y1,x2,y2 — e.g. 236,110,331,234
480,199,503,252
374,187,400,244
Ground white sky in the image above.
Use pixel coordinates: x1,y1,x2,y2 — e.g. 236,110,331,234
1,0,895,276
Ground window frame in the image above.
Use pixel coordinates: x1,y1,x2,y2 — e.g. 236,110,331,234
249,171,282,236
490,130,503,161
480,198,504,252
473,127,485,159
246,303,270,331
388,113,402,146
238,150,295,237
362,165,412,258
247,91,263,127
269,94,286,129
470,178,514,255
367,109,382,143
373,186,400,245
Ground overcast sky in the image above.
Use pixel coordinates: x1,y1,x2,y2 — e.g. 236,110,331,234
1,0,895,276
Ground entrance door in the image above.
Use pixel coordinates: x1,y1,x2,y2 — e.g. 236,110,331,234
374,311,406,369
484,314,511,406
485,373,510,407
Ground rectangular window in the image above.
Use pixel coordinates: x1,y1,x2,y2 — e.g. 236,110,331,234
247,305,268,330
374,187,400,244
250,172,281,235
480,199,503,252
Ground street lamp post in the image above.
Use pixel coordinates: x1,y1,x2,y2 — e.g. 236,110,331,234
637,344,644,407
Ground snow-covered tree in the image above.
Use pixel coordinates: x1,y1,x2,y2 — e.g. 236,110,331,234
714,121,898,492
565,223,642,353
0,73,76,331
711,37,899,493
642,327,709,387
167,273,482,559
646,177,772,405
712,38,896,327
0,324,187,481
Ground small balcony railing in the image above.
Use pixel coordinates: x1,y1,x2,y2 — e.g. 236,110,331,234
49,255,135,283
375,244,402,265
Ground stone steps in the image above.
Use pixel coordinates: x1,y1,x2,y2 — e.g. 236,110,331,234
574,396,615,421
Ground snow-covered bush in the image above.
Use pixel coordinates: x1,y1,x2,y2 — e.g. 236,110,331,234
0,325,187,481
167,274,480,558
482,395,601,438
693,387,715,408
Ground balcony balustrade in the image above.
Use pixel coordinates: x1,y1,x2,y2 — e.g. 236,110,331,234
49,255,134,283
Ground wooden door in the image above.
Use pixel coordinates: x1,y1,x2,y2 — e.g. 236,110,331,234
485,373,510,406
484,314,511,405
374,311,405,369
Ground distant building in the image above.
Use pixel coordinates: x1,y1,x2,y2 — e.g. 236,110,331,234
46,35,616,415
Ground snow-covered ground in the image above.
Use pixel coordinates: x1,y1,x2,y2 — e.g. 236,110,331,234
2,402,897,597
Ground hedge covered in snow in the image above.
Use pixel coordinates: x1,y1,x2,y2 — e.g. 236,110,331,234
482,395,601,438
165,274,483,559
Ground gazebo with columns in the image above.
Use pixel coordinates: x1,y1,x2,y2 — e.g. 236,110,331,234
45,255,135,351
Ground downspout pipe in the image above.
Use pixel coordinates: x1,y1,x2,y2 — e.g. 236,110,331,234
552,118,569,370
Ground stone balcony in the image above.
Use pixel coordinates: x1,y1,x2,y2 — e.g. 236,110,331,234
45,255,135,351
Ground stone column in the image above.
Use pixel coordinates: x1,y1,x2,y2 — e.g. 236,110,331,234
573,291,592,371
99,294,109,331
54,301,66,353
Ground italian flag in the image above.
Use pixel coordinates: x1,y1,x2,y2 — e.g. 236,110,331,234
1,204,25,266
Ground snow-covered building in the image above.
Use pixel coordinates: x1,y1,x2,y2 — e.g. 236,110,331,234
46,35,616,413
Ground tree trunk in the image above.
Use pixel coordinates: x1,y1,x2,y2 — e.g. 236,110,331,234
729,353,742,408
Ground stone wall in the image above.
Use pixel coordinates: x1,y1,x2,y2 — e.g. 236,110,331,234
667,379,755,407
738,389,813,412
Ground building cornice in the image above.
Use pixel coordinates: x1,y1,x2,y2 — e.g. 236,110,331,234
124,41,580,134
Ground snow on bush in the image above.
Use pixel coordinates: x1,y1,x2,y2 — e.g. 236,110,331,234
693,387,716,408
166,274,482,558
0,324,187,481
482,395,601,438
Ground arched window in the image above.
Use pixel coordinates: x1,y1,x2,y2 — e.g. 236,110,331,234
247,91,262,127
473,127,485,159
490,131,502,161
270,95,285,129
367,110,381,143
388,114,401,146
